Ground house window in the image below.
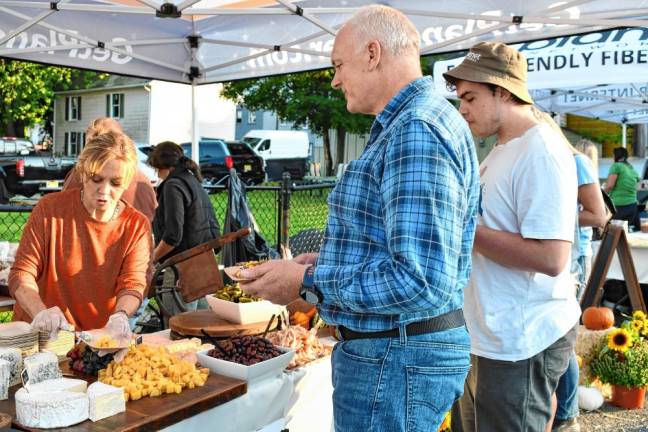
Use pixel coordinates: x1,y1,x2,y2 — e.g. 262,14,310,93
65,96,82,121
247,111,256,124
236,110,242,123
106,93,125,118
64,131,86,156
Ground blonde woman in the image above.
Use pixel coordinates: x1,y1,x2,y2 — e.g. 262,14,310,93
9,131,152,339
64,117,157,222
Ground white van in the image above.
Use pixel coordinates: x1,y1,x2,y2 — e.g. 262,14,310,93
242,130,310,180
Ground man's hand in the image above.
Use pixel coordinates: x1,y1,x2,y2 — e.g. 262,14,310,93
239,259,308,305
293,253,319,266
31,306,71,340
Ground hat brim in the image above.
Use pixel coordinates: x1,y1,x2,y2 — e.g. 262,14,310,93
443,63,534,105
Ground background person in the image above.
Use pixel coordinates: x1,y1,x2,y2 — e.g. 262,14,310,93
9,131,152,340
237,5,479,431
444,42,579,432
64,117,157,222
146,141,221,319
604,147,641,230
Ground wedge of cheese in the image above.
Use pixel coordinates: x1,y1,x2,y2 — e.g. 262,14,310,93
15,388,88,428
88,381,125,422
0,358,10,400
0,347,22,386
23,352,61,385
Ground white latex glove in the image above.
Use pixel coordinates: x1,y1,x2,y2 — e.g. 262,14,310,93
105,311,132,342
31,306,72,341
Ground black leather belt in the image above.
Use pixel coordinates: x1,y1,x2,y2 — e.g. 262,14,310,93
337,309,465,341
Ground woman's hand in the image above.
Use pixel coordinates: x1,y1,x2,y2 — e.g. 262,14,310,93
31,306,72,340
105,311,132,342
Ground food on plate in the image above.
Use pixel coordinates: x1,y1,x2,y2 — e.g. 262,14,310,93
266,325,332,368
95,335,119,348
98,344,209,401
206,335,283,366
214,282,261,303
224,260,266,281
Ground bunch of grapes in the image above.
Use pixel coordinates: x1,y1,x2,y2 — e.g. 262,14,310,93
67,344,114,376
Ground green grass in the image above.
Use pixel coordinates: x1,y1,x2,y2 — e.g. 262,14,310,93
0,189,330,247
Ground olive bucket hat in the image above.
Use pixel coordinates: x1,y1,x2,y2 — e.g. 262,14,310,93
443,42,534,104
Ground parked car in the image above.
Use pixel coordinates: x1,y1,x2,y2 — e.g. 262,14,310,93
0,137,34,156
135,143,158,185
225,140,266,185
180,138,265,185
0,154,76,203
242,130,309,180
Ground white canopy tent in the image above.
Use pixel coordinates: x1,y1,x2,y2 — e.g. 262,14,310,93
432,27,648,130
1,0,648,157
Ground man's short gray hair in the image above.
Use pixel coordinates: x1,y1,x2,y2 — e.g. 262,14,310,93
345,5,420,57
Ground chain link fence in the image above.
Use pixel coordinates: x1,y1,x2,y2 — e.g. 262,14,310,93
0,177,334,256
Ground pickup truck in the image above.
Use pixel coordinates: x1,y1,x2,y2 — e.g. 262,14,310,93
0,153,76,203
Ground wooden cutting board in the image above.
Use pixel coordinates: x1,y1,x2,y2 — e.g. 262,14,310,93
0,363,247,432
170,310,276,338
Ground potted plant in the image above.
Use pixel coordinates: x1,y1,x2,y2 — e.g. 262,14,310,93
586,310,648,409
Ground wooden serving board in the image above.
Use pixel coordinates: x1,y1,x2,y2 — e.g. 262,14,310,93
0,363,247,432
170,310,276,338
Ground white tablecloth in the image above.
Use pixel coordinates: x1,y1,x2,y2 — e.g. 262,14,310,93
159,332,334,432
591,231,648,283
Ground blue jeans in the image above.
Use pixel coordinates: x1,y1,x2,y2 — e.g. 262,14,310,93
555,353,580,421
331,325,470,432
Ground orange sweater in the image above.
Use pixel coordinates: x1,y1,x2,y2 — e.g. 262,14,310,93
9,188,153,330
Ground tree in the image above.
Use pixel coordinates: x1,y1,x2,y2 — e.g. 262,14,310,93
222,69,373,175
0,59,106,137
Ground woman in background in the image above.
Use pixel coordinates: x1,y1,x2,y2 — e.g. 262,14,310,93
605,147,640,230
146,141,221,318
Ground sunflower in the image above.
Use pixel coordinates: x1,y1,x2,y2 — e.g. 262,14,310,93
631,319,644,333
632,310,647,321
608,328,633,352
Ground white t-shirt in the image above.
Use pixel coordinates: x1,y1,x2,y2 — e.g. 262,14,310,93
465,123,581,361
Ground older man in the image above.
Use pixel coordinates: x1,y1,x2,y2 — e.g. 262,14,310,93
240,5,479,431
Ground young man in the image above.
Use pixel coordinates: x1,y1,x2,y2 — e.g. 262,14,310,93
444,42,580,432
238,5,480,431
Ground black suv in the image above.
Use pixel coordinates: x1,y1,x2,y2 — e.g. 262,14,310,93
180,139,265,185
225,140,265,185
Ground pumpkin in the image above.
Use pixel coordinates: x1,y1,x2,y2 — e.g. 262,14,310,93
578,386,604,411
582,306,615,330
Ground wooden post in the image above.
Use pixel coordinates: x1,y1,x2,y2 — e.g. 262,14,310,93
581,223,646,312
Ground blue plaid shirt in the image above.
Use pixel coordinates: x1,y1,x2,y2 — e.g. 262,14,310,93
313,76,479,332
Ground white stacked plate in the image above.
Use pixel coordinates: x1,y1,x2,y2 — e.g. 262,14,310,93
0,321,39,356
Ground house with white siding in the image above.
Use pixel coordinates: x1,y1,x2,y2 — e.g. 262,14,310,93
53,76,236,156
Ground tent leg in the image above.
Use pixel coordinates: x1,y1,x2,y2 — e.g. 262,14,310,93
191,82,199,163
